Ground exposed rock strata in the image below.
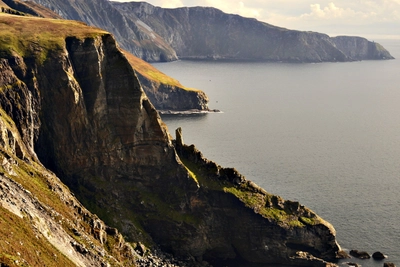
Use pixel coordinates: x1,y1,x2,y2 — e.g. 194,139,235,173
0,13,344,266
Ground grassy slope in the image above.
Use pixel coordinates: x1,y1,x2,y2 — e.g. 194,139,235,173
123,49,200,92
0,13,107,59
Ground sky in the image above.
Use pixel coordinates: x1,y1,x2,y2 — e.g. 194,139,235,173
110,0,400,39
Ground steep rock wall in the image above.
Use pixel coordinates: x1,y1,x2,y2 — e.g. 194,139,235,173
113,2,393,62
0,59,138,267
0,14,344,266
26,0,178,62
136,71,209,111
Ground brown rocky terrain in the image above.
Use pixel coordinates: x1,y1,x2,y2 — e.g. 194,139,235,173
0,5,346,267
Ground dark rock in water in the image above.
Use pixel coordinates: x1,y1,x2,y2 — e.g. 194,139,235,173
347,262,360,267
337,250,351,259
350,249,371,259
372,251,386,260
384,263,396,267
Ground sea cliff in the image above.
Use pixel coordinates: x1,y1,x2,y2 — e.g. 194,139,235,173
0,10,345,267
113,2,393,62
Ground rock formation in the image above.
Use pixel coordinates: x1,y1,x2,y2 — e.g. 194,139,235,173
350,250,371,259
0,9,347,266
123,51,209,112
372,251,386,260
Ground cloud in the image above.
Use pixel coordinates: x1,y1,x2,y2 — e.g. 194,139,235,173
204,1,262,18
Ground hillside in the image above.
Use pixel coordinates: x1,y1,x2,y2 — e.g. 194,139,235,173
0,9,345,267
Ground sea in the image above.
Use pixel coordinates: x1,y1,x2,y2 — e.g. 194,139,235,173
152,39,400,267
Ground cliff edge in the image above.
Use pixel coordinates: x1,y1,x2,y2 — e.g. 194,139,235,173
0,12,344,266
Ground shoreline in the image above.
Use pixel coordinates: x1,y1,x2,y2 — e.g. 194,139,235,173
159,109,222,115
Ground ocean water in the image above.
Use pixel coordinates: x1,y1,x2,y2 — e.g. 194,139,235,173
152,39,400,266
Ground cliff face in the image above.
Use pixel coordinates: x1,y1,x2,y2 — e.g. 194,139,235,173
123,51,209,111
113,2,393,62
24,0,177,62
0,12,343,266
2,0,209,112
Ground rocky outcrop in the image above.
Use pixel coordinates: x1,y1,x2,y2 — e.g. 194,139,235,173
332,36,392,60
372,251,386,260
350,250,371,259
0,12,345,266
123,50,209,111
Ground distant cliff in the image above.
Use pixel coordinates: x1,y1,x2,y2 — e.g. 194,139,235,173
0,10,345,267
21,0,394,62
113,2,393,62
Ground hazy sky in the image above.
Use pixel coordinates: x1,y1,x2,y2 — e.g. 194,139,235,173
110,0,400,39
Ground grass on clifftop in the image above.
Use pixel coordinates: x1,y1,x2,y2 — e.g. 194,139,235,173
0,13,107,60
123,50,201,92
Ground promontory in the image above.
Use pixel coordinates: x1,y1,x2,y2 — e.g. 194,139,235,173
0,3,346,267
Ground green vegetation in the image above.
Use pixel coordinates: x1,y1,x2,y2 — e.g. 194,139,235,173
0,109,122,265
0,13,107,62
179,151,322,228
0,206,76,267
123,50,200,92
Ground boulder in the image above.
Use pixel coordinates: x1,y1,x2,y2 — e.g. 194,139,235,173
372,251,386,260
384,263,396,267
350,250,371,259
